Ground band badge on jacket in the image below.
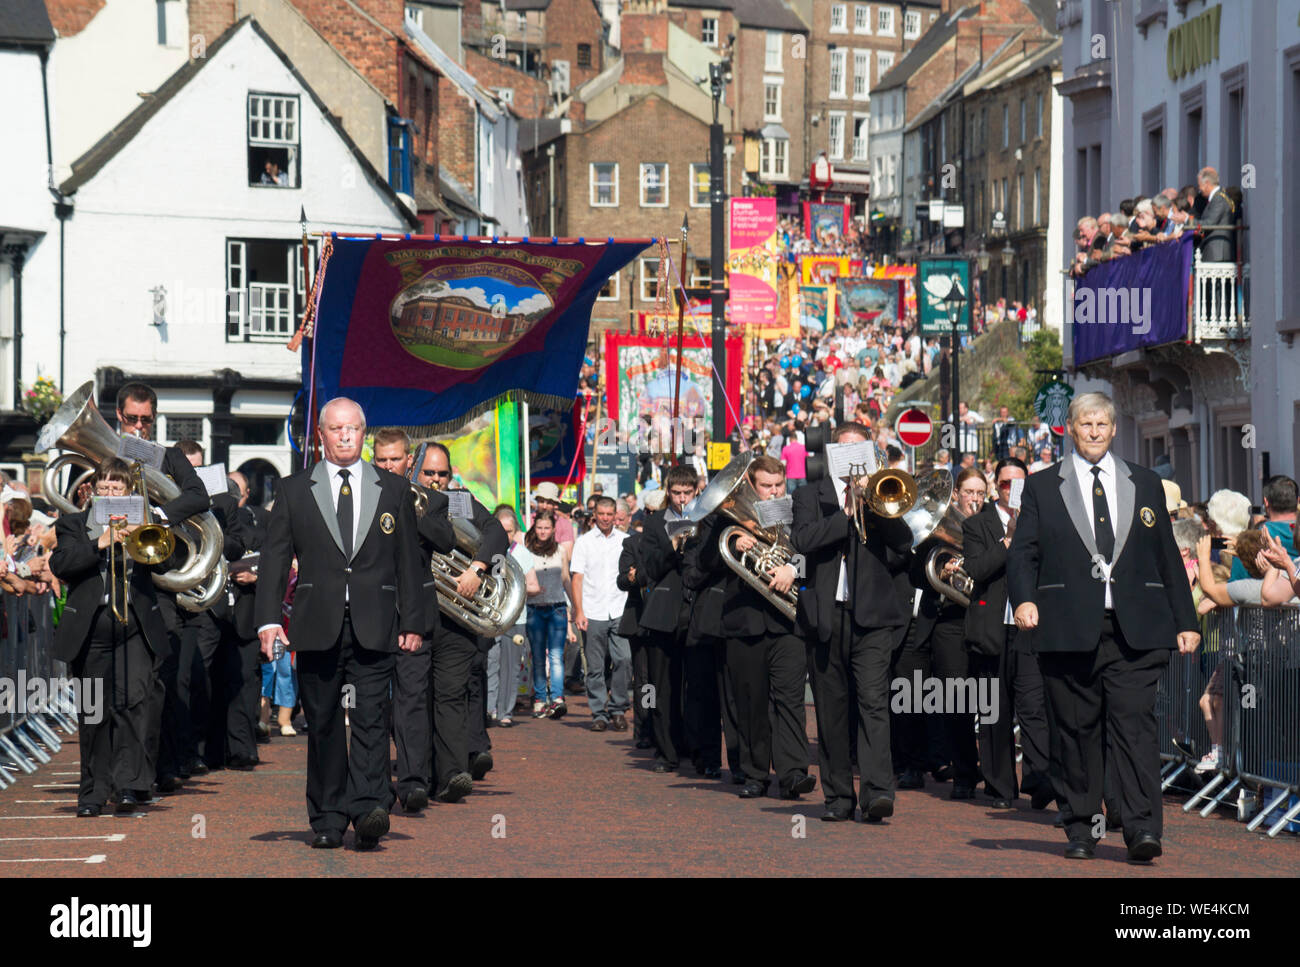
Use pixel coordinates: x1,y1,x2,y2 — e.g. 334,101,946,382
380,512,396,534
1140,507,1156,527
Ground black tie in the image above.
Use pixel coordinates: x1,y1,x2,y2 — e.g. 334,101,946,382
337,468,353,559
1091,466,1114,563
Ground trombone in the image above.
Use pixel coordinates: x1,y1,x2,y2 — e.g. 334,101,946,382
108,514,130,625
105,462,178,625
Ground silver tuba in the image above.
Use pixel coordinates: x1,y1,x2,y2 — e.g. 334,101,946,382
902,469,974,608
689,452,799,622
428,515,527,637
37,381,226,612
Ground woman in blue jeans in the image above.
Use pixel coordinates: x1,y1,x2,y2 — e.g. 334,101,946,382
523,513,575,718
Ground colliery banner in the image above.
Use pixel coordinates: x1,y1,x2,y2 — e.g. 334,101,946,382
307,236,650,434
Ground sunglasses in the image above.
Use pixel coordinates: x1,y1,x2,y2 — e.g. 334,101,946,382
998,480,1014,490
121,414,155,426
422,469,452,478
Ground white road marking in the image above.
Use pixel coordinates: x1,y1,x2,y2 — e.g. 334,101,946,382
0,854,108,864
0,833,126,842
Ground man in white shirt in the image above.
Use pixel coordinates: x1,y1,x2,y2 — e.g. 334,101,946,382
571,496,631,730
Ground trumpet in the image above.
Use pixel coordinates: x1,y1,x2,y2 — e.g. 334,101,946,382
846,445,919,541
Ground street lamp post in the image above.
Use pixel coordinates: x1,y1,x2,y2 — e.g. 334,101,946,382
708,55,731,450
944,283,968,467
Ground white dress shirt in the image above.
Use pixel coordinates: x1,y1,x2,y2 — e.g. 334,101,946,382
833,475,851,602
569,525,628,621
1072,450,1119,609
995,504,1015,624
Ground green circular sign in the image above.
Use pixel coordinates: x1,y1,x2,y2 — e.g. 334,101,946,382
1034,380,1074,435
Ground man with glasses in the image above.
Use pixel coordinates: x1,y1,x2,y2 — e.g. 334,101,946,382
113,382,215,799
415,443,509,801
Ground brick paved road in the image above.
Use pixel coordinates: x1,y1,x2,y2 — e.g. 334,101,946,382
1,696,1294,877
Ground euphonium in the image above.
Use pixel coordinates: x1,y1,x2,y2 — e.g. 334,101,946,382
37,381,226,612
902,469,974,607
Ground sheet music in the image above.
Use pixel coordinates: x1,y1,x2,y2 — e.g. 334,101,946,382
116,434,166,470
825,441,875,484
1008,478,1024,510
93,496,145,525
196,463,228,497
446,491,474,520
754,495,794,528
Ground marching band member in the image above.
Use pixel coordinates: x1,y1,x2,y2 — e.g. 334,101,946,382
792,422,914,823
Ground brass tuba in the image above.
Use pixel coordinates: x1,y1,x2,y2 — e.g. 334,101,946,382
688,452,799,622
38,381,226,612
902,469,974,607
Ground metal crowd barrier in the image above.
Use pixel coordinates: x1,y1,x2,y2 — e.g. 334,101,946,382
0,592,76,790
1159,606,1300,838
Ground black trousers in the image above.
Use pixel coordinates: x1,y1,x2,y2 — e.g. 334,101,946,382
715,637,742,776
178,608,222,764
727,631,807,787
683,631,722,770
890,620,931,773
392,637,433,799
219,630,262,761
1038,615,1169,845
73,607,155,806
807,610,896,811
969,626,1051,801
928,614,979,785
629,634,653,743
645,628,686,767
149,594,184,784
467,639,491,759
429,621,477,791
296,612,396,836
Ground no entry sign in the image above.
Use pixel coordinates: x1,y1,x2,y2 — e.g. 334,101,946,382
895,407,933,447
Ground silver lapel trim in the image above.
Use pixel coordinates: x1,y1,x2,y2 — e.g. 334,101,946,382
310,461,346,556
1057,457,1099,559
350,461,381,562
1112,459,1136,564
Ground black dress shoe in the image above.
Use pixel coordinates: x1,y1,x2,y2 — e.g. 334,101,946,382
864,796,894,821
311,831,343,849
635,738,654,749
991,798,1015,809
897,768,925,790
435,773,473,803
226,754,258,770
353,807,390,850
469,751,494,781
781,773,817,799
703,766,723,779
821,807,853,822
77,804,102,818
156,775,183,794
185,757,210,776
1127,831,1162,862
1064,839,1096,860
115,791,138,814
738,781,768,799
932,764,954,783
403,787,429,812
651,760,673,774
951,782,975,800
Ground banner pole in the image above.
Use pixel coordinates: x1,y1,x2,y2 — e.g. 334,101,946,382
521,399,531,528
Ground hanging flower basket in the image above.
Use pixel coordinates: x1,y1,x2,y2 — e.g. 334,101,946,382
21,377,63,423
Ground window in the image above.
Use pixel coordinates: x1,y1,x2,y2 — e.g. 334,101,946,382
854,5,871,33
387,117,413,194
231,419,282,446
690,163,710,206
701,17,717,46
828,112,845,159
156,0,167,44
597,273,619,301
640,162,668,207
691,259,711,287
577,43,592,68
764,81,782,120
1019,98,1027,143
164,416,204,443
1033,167,1042,225
760,137,788,178
1143,106,1165,196
247,93,300,188
1035,91,1044,137
904,10,921,38
877,7,894,35
877,51,894,76
1002,177,1008,215
515,12,526,29
589,163,618,206
226,238,314,342
830,4,847,32
1002,103,1009,148
639,258,661,302
765,31,782,71
1016,172,1024,229
853,50,871,99
852,116,868,160
829,50,846,98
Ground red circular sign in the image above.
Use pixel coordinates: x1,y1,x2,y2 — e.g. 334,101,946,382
895,407,933,447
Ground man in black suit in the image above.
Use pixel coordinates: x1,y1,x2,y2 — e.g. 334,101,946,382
372,429,454,813
637,466,701,773
256,398,425,850
792,422,914,822
112,382,212,796
416,442,508,801
51,458,175,816
962,457,1052,810
1195,166,1236,263
616,526,655,749
1008,392,1199,861
685,455,815,800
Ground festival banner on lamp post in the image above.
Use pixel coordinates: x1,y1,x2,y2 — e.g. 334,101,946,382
727,198,779,327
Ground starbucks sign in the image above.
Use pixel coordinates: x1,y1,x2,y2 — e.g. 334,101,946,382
1034,380,1074,435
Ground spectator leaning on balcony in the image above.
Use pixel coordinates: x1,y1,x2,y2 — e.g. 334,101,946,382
1196,166,1236,263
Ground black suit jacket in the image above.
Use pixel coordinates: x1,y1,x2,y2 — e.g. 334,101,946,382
638,509,695,635
158,446,212,526
683,513,792,639
791,476,914,643
1197,189,1236,263
616,531,649,638
226,503,267,640
254,460,424,652
49,510,170,662
961,502,1027,656
1007,455,1198,653
410,483,455,636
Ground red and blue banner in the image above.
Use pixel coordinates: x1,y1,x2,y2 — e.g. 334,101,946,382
528,398,587,484
306,235,651,434
1072,234,1194,366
